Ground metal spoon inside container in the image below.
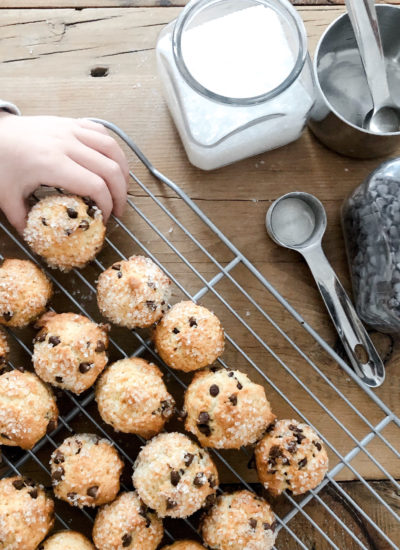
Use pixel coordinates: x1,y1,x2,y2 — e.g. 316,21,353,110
266,192,385,387
346,0,400,133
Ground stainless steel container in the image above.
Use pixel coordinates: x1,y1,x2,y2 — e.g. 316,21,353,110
308,5,400,158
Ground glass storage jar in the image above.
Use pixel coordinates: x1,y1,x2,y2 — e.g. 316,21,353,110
342,158,400,333
156,0,315,170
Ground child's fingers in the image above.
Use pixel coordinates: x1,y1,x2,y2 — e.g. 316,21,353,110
77,118,110,136
67,142,127,218
3,197,29,234
44,158,114,222
74,127,130,183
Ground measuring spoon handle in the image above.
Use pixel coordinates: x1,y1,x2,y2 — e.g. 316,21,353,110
301,244,385,387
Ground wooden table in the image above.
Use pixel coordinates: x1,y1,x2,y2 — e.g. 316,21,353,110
0,1,399,548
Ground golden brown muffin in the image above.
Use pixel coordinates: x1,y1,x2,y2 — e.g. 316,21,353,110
95,357,175,439
32,312,109,394
0,258,52,328
23,195,106,271
96,255,171,329
0,369,58,449
50,433,124,508
39,531,94,549
0,326,9,366
201,490,277,550
161,541,206,550
184,368,275,449
0,475,54,550
255,419,329,496
153,301,224,372
132,432,219,518
93,491,163,550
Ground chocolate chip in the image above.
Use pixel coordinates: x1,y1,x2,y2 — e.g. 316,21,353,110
298,457,308,469
193,473,205,487
16,366,25,373
67,492,77,500
205,493,216,507
184,453,194,467
25,478,36,487
269,445,283,459
2,312,12,322
87,206,97,218
160,400,174,418
189,317,197,327
208,474,217,488
79,219,90,231
29,487,38,499
295,433,306,445
266,420,277,433
87,485,99,498
41,218,48,226
13,479,25,490
66,207,78,219
52,467,64,481
53,450,64,464
209,384,219,397
46,419,57,434
79,362,93,374
289,424,303,433
282,457,290,466
229,394,237,406
55,376,63,383
166,498,177,510
147,281,156,289
249,518,257,529
95,340,105,352
228,371,234,377
49,336,60,347
170,470,181,487
111,264,121,271
65,228,73,236
122,533,132,547
197,423,211,436
263,522,272,531
83,197,96,207
198,412,210,423
237,381,243,390
287,441,297,454
313,440,322,451
1,432,10,439
34,332,46,343
172,327,180,334
146,300,156,311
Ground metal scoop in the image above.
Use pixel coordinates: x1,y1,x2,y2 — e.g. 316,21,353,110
266,192,385,387
346,0,400,133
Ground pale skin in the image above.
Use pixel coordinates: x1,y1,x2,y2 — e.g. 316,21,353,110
0,112,130,233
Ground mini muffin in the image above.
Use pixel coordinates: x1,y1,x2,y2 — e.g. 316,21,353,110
96,357,175,438
201,490,277,550
39,531,94,549
23,195,106,271
0,258,52,327
132,432,219,518
0,369,58,449
97,255,171,329
153,301,224,372
0,476,54,550
162,542,206,550
93,491,163,550
184,368,275,449
33,312,109,394
50,433,124,508
0,326,9,366
255,419,329,496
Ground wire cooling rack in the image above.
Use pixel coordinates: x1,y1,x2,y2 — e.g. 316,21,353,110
0,120,399,549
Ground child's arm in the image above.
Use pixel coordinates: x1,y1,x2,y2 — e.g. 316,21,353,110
0,111,129,233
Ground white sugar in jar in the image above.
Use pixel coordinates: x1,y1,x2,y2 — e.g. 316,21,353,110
156,0,315,170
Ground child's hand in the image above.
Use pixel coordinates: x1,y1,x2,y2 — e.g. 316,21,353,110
0,113,129,233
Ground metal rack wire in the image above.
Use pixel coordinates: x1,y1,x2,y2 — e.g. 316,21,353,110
0,120,399,549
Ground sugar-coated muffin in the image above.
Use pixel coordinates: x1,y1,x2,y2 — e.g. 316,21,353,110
96,357,175,439
153,301,224,372
32,312,109,394
162,541,206,550
0,476,54,550
201,490,277,550
0,258,52,327
132,432,219,518
255,419,329,496
23,195,106,271
93,491,163,550
50,433,124,508
97,256,171,329
184,368,275,449
0,369,58,449
39,531,94,549
0,326,9,365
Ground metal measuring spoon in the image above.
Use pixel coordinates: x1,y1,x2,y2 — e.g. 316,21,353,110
266,192,385,387
346,0,400,133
